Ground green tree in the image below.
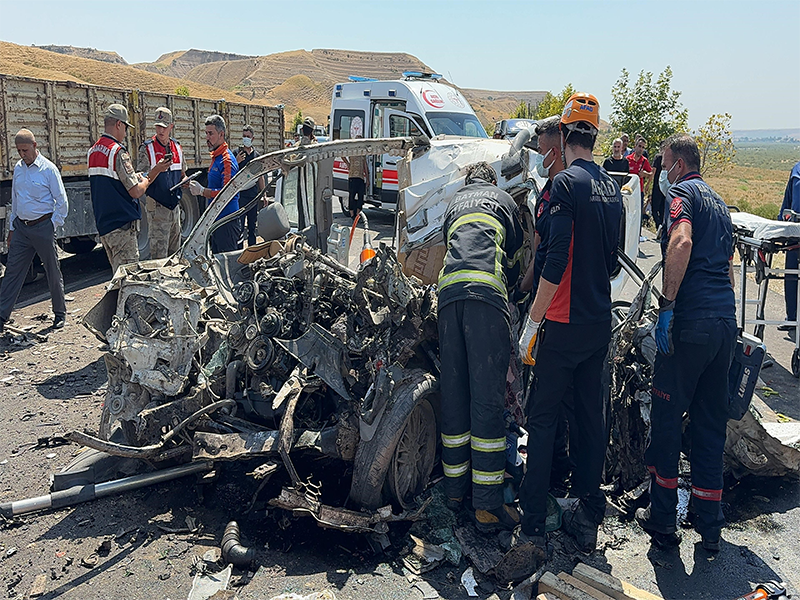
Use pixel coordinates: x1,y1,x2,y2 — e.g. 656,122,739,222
532,84,576,120
291,110,303,132
175,85,190,97
609,66,688,157
694,113,736,176
512,101,536,119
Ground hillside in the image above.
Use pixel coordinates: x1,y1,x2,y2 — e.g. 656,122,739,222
34,44,127,64
134,48,256,78
133,48,547,126
0,41,257,104
0,41,552,129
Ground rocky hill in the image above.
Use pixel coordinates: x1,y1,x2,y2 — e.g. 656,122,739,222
1,41,549,129
134,49,256,78
33,44,127,65
132,48,547,126
0,41,257,103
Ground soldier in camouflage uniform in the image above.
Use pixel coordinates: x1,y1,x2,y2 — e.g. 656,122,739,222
88,104,169,274
136,107,187,258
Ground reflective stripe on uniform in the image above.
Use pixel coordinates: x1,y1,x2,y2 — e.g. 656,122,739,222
471,436,506,453
443,460,470,478
472,468,505,485
447,213,506,245
691,486,722,501
442,432,470,448
438,269,507,296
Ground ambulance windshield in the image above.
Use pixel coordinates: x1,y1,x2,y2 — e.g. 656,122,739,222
426,112,488,138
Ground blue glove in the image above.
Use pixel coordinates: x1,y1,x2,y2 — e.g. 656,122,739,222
655,304,674,356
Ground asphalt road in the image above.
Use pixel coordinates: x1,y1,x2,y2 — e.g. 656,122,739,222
1,209,797,600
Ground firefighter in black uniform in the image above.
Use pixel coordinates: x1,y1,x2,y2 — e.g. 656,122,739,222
439,162,524,531
635,133,737,552
518,93,622,553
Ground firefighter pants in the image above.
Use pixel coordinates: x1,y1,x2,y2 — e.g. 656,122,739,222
520,320,610,536
646,317,736,538
439,300,510,510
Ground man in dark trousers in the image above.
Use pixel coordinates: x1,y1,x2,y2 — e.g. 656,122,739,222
520,115,573,497
236,124,266,246
636,133,737,553
438,162,524,532
518,93,622,553
0,129,69,332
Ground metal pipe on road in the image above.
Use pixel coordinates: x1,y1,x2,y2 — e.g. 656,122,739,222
0,461,213,518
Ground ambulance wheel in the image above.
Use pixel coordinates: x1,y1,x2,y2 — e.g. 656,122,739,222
792,348,800,378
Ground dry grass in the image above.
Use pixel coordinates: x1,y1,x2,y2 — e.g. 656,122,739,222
0,41,255,104
706,164,788,218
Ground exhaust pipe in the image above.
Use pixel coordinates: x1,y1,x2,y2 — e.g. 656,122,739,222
0,461,213,518
221,521,256,567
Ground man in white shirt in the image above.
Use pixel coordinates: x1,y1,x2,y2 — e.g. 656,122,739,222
0,129,69,331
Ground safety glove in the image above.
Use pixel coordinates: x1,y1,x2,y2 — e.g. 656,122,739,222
189,180,206,197
518,314,542,366
656,298,675,356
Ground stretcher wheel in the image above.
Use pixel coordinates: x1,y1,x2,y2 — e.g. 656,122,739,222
792,348,800,378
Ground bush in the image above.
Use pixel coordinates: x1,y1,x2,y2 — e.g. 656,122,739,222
175,85,190,97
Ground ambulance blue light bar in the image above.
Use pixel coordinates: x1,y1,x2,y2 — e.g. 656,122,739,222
348,76,378,82
402,72,442,80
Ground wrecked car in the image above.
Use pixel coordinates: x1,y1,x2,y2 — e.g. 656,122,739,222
66,132,647,528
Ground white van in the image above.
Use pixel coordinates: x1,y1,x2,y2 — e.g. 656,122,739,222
329,73,487,210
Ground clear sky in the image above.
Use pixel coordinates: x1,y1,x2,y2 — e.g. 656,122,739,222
1,0,798,130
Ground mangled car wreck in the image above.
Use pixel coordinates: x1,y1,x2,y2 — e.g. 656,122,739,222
3,134,796,541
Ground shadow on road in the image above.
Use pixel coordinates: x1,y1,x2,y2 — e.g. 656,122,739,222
36,357,106,399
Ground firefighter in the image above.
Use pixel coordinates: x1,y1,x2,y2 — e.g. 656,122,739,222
635,133,737,553
518,93,622,553
439,161,524,531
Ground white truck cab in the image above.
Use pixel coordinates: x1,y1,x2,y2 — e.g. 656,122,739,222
329,73,487,211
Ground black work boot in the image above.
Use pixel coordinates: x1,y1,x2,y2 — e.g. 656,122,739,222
561,499,599,553
635,506,682,549
474,504,521,533
700,531,721,553
446,497,463,512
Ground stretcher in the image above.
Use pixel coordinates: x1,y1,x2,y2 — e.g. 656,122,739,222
730,211,800,377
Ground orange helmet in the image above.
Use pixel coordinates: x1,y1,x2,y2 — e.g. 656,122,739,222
560,93,600,133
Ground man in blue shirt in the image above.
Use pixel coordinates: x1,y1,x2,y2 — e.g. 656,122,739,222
189,115,242,253
779,161,800,329
0,129,69,331
636,133,736,553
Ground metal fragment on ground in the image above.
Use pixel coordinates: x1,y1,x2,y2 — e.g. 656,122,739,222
188,563,232,600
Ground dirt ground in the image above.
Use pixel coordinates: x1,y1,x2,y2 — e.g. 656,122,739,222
0,219,797,600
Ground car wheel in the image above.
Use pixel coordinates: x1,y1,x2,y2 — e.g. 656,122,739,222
138,206,150,260
349,370,439,510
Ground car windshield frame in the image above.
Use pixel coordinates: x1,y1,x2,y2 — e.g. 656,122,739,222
425,112,488,138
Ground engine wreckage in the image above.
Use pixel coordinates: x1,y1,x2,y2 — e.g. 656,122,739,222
3,136,797,532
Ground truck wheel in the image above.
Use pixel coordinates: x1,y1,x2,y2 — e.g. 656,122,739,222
792,348,800,378
61,237,97,255
180,193,201,243
137,208,151,260
349,370,439,510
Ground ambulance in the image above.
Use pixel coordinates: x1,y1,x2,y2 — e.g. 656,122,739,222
329,73,487,211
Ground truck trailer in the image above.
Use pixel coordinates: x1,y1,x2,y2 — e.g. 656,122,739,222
0,74,284,273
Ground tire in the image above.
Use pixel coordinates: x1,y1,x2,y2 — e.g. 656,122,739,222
60,237,97,255
338,195,349,217
349,370,439,510
180,193,202,244
792,348,800,378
